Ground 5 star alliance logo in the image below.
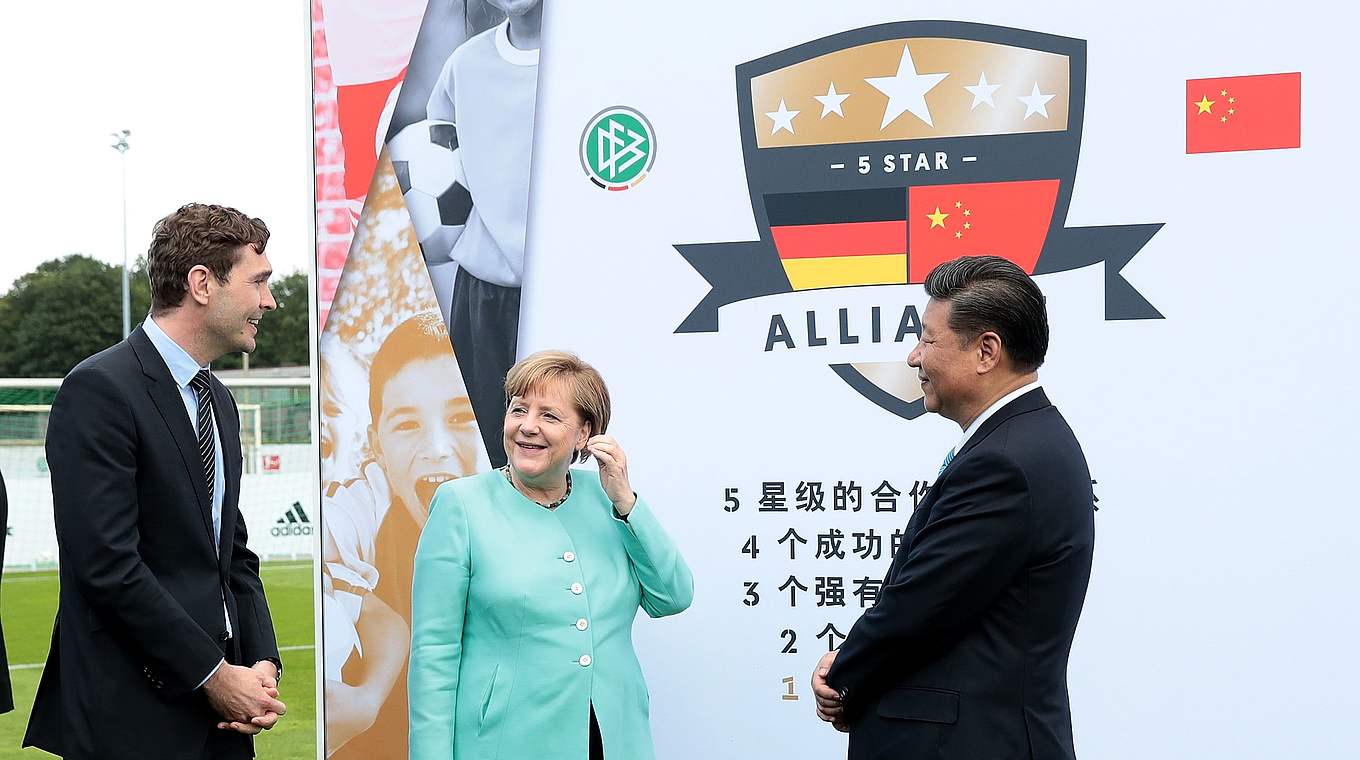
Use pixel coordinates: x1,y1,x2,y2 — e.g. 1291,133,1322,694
676,21,1163,420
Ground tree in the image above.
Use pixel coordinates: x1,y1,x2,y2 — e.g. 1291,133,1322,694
0,255,309,376
0,255,147,376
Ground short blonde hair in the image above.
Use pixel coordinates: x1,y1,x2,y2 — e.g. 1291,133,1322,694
504,350,610,464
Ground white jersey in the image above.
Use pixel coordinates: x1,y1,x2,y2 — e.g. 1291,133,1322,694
427,20,539,287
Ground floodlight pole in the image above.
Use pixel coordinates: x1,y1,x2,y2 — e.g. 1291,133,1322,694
111,129,131,337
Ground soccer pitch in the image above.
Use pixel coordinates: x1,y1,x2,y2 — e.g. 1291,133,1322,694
0,561,316,759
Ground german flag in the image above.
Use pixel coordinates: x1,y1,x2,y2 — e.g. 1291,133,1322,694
766,188,908,290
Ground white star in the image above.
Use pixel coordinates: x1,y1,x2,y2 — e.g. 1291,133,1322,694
814,82,850,118
964,72,1002,110
765,99,800,134
1018,82,1056,120
864,43,949,129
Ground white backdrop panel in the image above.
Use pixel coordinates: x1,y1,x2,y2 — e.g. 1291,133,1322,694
519,2,1359,758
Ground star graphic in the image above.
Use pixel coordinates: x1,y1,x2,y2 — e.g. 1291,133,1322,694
927,206,950,228
814,82,850,118
965,71,1002,110
954,201,962,208
765,99,800,135
963,209,971,216
955,231,963,239
1195,95,1215,114
865,43,949,129
1228,96,1236,104
963,222,971,230
1019,82,1056,120
1220,116,1227,123
1228,108,1235,115
1220,89,1228,97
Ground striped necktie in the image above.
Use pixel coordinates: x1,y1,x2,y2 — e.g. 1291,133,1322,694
190,370,215,506
937,447,956,477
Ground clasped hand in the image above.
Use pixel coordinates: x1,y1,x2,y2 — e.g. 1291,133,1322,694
811,650,848,732
204,661,287,735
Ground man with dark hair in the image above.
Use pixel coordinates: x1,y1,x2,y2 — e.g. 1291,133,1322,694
25,203,286,759
812,255,1095,760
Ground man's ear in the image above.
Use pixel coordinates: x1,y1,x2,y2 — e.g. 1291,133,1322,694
187,265,213,306
976,331,1003,374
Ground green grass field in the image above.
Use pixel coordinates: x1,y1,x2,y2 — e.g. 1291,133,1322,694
0,561,316,759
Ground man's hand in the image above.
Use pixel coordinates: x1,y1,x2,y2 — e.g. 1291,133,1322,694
214,660,286,735
812,650,848,732
251,660,279,688
203,663,287,728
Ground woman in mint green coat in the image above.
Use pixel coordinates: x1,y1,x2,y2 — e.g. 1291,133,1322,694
409,351,693,760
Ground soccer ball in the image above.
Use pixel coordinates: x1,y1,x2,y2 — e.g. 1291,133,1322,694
389,118,473,262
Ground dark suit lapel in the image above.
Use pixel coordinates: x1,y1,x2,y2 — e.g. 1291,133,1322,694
896,388,1052,566
210,379,241,571
129,327,217,549
955,387,1051,460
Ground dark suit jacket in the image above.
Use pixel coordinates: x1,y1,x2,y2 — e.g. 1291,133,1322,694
826,388,1094,760
23,326,280,760
0,467,12,713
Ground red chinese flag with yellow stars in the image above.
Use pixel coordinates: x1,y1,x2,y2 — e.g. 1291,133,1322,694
907,180,1059,283
1186,72,1301,154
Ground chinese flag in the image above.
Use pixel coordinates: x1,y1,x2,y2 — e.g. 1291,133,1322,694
1186,72,1301,154
907,180,1059,283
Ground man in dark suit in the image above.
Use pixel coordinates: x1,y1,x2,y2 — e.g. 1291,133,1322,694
812,255,1095,759
24,203,287,759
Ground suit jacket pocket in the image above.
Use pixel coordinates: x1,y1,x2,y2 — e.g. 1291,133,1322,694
479,664,499,727
876,686,959,724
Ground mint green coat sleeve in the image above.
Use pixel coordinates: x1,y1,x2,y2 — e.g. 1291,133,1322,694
614,497,694,618
409,484,471,759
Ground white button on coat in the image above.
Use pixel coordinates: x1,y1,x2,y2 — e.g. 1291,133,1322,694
570,582,583,595
576,618,589,631
563,551,576,562
579,655,592,667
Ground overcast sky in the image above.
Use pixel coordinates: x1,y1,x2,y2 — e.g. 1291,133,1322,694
0,1,313,293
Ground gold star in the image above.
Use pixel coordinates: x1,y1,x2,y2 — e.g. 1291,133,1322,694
963,209,971,216
963,222,972,230
1220,116,1227,123
1228,108,1235,115
1228,96,1235,104
1195,95,1215,114
954,201,963,208
954,231,963,239
1220,89,1228,97
927,206,949,229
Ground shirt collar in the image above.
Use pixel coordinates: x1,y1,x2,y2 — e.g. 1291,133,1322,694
143,315,209,389
955,380,1042,454
495,20,539,66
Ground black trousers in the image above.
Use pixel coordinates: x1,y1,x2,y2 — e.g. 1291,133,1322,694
448,267,520,468
589,704,604,760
